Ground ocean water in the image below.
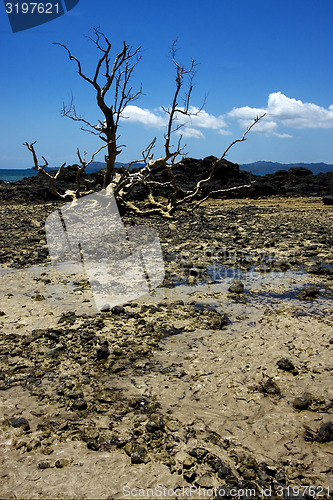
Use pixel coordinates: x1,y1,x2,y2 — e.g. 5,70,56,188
0,169,37,182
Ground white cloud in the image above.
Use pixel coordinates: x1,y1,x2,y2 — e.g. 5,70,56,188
217,129,233,136
227,106,266,120
181,107,227,130
227,92,333,139
267,92,333,128
179,127,205,139
120,92,333,141
121,105,167,128
121,104,228,138
237,118,292,138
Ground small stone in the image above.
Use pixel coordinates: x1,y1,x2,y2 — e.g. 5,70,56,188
217,464,233,479
182,457,195,469
228,280,244,294
71,398,87,411
188,447,208,461
297,286,319,300
262,377,281,396
317,421,333,443
189,268,202,277
33,294,45,301
111,305,125,315
100,304,110,312
146,416,164,433
277,357,298,375
96,341,109,360
183,470,196,483
38,461,50,469
113,346,123,356
55,458,68,468
0,311,5,316
131,445,149,464
11,417,30,431
210,315,228,330
172,300,185,306
195,472,220,488
293,394,312,410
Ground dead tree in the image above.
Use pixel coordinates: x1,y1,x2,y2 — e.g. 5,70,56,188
54,27,142,189
106,42,266,216
26,32,266,212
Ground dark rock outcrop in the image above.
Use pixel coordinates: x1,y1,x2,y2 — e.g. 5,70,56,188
1,158,332,203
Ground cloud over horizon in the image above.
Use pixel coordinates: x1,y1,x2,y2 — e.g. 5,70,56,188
121,93,333,141
228,92,333,138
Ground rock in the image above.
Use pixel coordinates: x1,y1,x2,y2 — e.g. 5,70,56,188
217,464,233,479
261,378,281,396
228,280,244,293
183,470,196,483
130,444,149,464
100,304,110,312
195,472,220,488
58,311,76,325
182,457,195,469
0,311,5,316
189,268,203,277
146,415,164,433
277,357,298,375
205,453,223,472
112,345,123,356
210,315,228,330
293,394,312,410
111,305,125,314
307,264,333,276
96,341,109,360
297,286,319,300
181,261,193,270
70,398,87,411
188,447,209,461
55,458,69,468
11,417,30,431
322,196,333,205
38,461,51,469
317,421,333,443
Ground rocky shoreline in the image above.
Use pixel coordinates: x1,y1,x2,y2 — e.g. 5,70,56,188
0,158,332,205
0,181,333,498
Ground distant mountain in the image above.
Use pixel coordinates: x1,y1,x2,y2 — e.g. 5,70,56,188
239,161,333,175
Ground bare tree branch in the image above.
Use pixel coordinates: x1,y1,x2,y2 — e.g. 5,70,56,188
54,28,142,188
24,142,67,199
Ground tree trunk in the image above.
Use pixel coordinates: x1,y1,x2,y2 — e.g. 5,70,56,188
103,110,118,189
104,135,117,188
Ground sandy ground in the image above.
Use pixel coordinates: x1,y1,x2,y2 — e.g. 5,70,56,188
0,197,332,499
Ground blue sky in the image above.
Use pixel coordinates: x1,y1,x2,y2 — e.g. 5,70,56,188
0,0,332,170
